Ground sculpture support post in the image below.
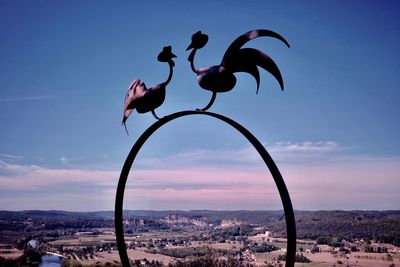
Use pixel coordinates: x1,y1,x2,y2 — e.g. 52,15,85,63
115,110,296,267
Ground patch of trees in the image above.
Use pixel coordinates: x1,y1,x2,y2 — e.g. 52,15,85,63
0,256,25,267
158,246,212,258
125,219,169,233
168,256,242,267
210,225,254,240
277,253,311,263
0,247,42,267
0,221,25,231
275,211,400,246
43,219,114,230
364,244,388,253
132,259,162,267
0,210,114,232
250,242,279,253
61,259,83,267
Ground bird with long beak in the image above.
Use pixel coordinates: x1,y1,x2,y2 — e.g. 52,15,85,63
122,46,176,133
186,29,290,111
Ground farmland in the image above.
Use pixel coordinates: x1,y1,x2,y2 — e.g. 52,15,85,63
0,210,399,266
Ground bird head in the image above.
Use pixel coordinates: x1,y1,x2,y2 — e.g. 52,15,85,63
186,31,208,51
157,46,176,66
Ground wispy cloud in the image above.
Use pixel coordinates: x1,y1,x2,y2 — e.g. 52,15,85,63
0,95,55,102
0,160,117,189
264,141,348,165
0,141,399,211
0,154,24,161
136,141,342,169
269,141,339,153
137,146,260,169
60,156,85,165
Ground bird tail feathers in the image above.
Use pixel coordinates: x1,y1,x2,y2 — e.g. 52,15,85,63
223,48,284,93
222,29,290,64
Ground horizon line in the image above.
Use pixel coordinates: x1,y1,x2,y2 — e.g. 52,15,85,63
1,208,399,213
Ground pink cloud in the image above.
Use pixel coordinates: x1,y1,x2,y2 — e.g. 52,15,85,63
0,160,118,190
0,146,399,210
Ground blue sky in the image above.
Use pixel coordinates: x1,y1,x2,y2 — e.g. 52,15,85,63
0,1,399,211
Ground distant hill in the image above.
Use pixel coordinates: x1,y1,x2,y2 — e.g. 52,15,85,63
0,210,106,220
1,209,400,222
1,209,399,246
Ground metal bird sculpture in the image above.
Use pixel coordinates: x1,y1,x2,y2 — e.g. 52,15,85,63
122,46,176,133
186,29,290,111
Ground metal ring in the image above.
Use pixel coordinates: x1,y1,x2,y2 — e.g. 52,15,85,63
115,110,296,267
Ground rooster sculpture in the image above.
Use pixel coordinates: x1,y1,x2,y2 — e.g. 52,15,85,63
122,46,176,133
186,29,290,111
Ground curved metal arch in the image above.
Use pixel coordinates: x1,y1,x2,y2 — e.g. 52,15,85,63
115,110,296,267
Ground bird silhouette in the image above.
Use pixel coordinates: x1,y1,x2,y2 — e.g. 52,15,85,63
186,29,290,111
122,46,176,133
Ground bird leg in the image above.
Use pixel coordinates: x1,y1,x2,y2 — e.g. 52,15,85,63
151,110,161,120
197,91,217,112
